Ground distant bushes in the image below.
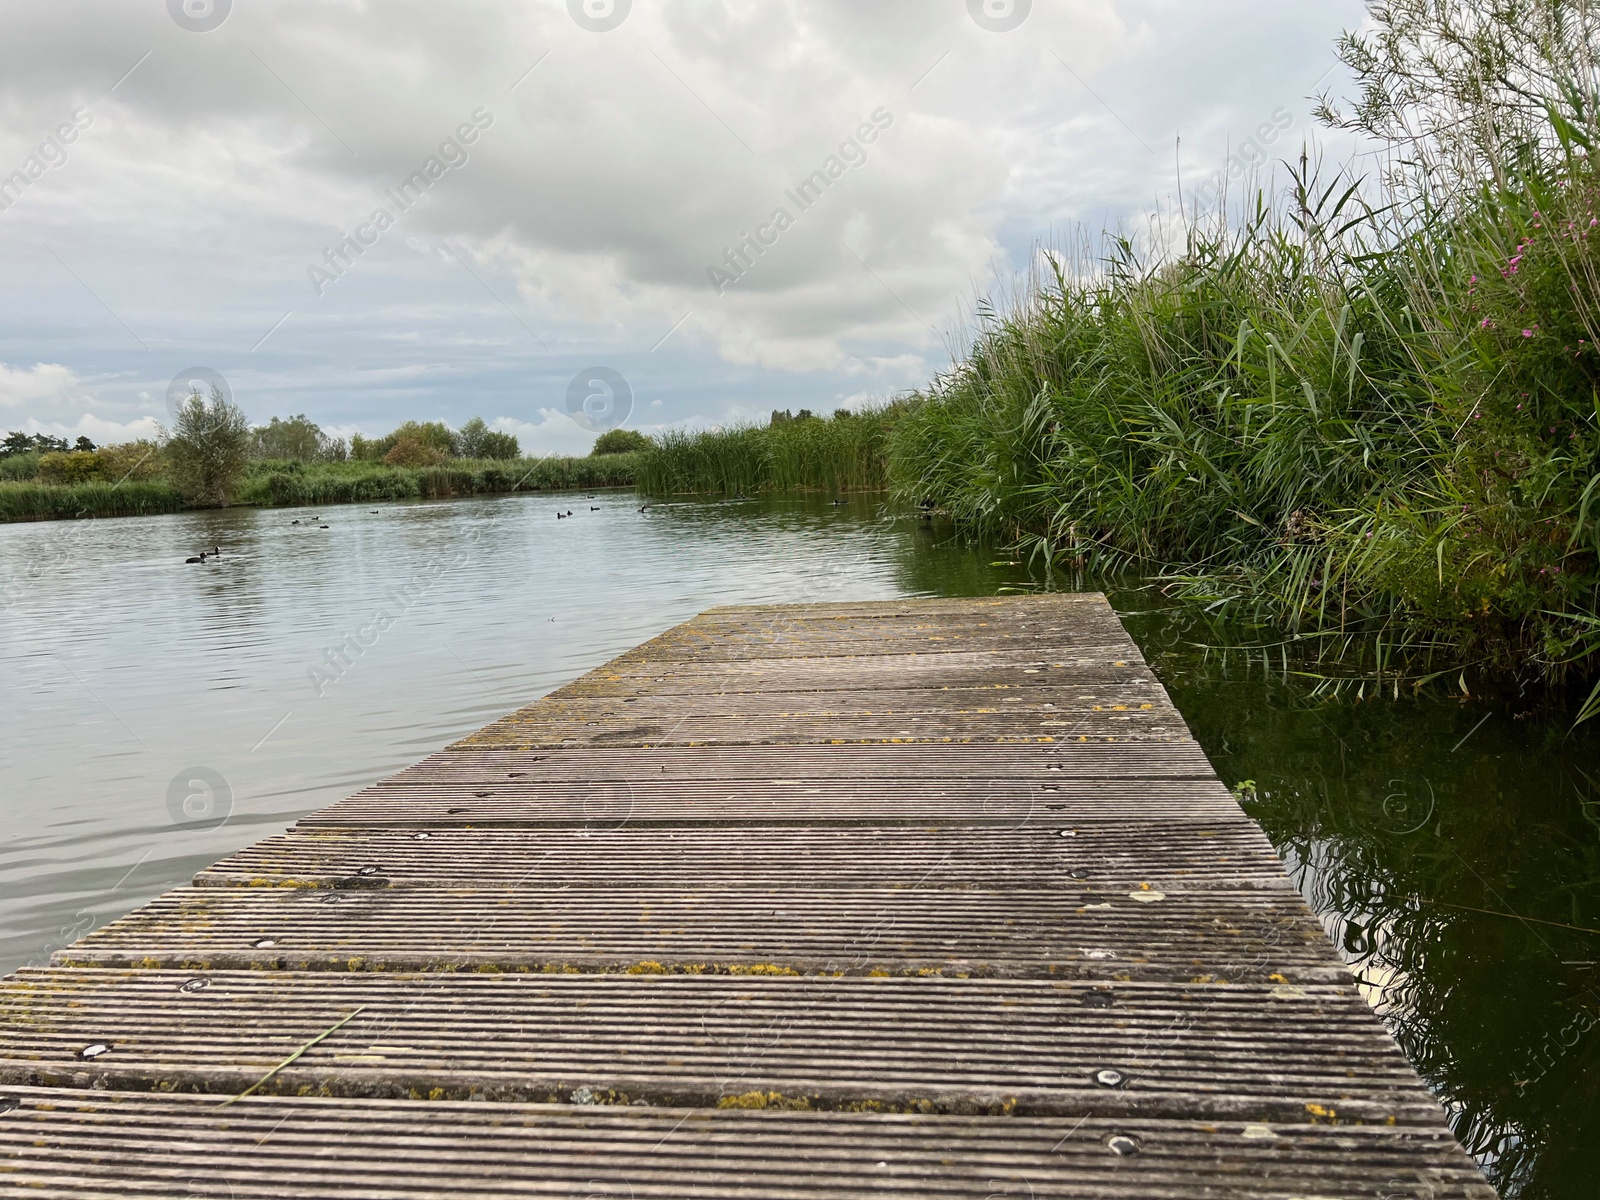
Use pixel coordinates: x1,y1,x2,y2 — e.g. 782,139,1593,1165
0,454,637,522
350,417,519,462
233,455,639,508
252,414,348,462
591,428,652,455
3,441,164,486
382,437,449,468
0,453,41,482
34,451,102,485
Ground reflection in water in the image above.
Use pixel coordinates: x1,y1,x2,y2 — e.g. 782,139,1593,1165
1123,602,1600,1200
1,493,1594,1195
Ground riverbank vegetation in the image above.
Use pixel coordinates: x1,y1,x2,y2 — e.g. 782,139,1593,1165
891,0,1600,705
635,407,893,495
0,408,637,522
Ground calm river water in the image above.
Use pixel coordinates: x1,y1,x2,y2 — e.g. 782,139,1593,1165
1,491,1594,1197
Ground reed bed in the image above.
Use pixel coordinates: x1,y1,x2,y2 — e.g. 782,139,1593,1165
886,2,1600,706
0,480,186,522
234,455,638,508
635,411,892,495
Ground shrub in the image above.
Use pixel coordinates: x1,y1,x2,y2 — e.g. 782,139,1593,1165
253,414,346,462
36,451,102,485
0,452,41,481
591,428,652,455
458,417,520,460
93,441,164,483
164,385,252,506
383,437,448,467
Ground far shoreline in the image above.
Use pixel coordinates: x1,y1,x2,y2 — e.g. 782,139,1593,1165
0,454,640,525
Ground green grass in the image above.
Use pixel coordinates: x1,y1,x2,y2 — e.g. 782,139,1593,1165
635,412,892,495
0,480,187,522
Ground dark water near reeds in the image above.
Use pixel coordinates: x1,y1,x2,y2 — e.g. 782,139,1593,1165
1,491,1594,1197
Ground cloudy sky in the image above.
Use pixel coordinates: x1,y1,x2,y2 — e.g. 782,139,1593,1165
0,0,1366,455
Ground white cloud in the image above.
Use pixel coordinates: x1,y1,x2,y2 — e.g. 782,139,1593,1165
0,362,86,409
492,410,602,458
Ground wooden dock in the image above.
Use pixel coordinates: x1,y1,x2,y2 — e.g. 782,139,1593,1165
0,595,1493,1197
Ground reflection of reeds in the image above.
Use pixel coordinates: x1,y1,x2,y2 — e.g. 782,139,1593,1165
635,411,893,496
1193,654,1600,1199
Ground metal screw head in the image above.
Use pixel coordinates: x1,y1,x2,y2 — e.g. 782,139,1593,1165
253,938,277,949
178,978,210,994
357,866,381,876
79,1043,112,1060
0,1096,18,1114
1094,1068,1126,1088
1105,1133,1141,1156
413,833,431,840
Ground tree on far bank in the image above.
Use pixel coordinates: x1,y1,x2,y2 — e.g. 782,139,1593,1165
1,431,72,458
253,414,347,462
352,420,458,462
590,428,651,455
383,437,448,467
165,386,252,506
457,417,520,460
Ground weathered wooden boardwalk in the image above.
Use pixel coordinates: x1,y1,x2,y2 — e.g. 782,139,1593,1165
0,595,1493,1197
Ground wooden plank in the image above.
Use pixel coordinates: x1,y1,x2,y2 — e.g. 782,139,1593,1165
195,824,1290,891
400,743,1223,780
306,778,1242,829
458,709,1190,751
516,682,1180,719
0,970,1447,1123
553,651,1155,695
0,1089,1499,1200
54,887,1344,982
698,593,1115,618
